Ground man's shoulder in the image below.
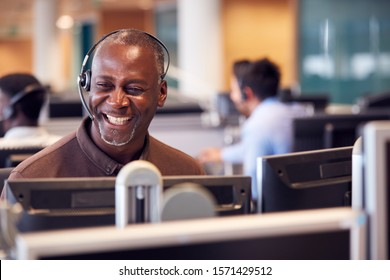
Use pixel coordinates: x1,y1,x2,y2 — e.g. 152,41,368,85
149,135,190,154
148,136,205,175
8,132,78,178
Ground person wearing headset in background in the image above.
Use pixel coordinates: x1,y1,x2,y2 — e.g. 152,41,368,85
198,58,307,206
4,29,204,183
199,59,251,166
0,73,61,148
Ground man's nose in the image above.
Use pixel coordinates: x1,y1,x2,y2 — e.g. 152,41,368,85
107,88,130,108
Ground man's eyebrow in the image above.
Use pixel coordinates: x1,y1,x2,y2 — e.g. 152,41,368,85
95,75,148,85
95,74,114,80
125,79,148,85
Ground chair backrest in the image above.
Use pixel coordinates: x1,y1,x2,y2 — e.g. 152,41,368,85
0,146,44,168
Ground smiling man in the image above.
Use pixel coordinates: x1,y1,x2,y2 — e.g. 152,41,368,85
6,29,205,180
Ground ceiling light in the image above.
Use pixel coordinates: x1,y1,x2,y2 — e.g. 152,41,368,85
56,15,74,30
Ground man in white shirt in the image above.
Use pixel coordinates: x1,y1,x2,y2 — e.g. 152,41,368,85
0,73,61,148
198,58,308,204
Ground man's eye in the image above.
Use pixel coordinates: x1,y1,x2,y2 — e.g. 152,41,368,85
125,87,144,96
96,83,113,90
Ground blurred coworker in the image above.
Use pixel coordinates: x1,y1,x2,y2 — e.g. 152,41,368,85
198,58,307,203
0,73,61,148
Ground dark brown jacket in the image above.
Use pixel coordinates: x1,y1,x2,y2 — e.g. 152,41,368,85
8,118,205,179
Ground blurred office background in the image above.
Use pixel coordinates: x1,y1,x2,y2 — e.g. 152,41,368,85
2,0,389,103
1,1,388,261
0,0,390,160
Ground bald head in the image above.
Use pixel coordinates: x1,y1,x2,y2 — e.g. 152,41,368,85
94,29,166,80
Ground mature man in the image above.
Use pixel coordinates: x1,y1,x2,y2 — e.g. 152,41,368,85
7,29,204,180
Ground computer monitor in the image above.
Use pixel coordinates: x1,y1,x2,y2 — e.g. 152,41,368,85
257,146,352,213
279,90,329,112
292,112,390,151
4,175,251,232
13,207,366,260
356,91,390,112
362,120,390,259
49,100,84,118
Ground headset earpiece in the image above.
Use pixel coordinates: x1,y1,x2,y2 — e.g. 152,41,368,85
79,70,91,92
238,78,247,101
2,106,14,121
241,88,247,101
242,92,248,101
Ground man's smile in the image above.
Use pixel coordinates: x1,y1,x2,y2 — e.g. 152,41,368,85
105,114,131,125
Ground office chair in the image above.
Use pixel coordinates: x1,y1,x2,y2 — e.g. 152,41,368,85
0,146,44,168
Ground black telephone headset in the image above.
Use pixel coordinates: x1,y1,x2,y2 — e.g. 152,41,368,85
1,84,45,121
77,29,171,120
237,78,247,101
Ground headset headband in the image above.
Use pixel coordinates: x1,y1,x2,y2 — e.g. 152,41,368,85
80,29,170,79
0,83,45,121
9,84,44,105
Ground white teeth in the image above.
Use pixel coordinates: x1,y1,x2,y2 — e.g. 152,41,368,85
106,115,130,125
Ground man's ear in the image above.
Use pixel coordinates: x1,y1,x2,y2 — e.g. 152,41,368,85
242,86,255,101
157,80,168,107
